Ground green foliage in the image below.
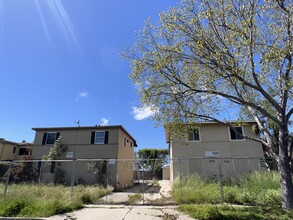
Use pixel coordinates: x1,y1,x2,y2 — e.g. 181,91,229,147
0,162,9,182
137,148,169,177
127,193,142,204
124,0,293,208
42,137,66,161
0,184,112,217
42,137,67,185
173,175,222,204
87,161,107,186
179,205,293,220
173,172,281,207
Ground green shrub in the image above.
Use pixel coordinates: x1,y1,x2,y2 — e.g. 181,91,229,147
179,205,293,220
173,172,282,207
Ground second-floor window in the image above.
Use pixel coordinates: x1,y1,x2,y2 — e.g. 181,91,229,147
91,131,109,144
229,126,244,140
42,132,60,145
188,129,200,141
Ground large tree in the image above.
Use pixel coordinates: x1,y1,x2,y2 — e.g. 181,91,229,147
137,148,169,178
124,0,293,209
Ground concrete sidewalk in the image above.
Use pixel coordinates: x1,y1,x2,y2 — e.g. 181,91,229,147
47,205,194,220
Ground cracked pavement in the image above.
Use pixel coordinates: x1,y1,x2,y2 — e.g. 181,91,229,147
47,205,193,220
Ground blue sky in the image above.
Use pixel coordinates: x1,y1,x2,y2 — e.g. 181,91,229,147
0,0,181,150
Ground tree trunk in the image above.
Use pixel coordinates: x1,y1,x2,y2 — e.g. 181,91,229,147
279,130,293,209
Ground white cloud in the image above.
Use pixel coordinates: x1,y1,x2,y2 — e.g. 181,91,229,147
132,106,157,120
75,91,88,101
101,117,109,126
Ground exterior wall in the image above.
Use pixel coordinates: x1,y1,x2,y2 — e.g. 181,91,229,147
169,123,265,181
115,129,135,189
32,126,136,189
33,128,119,159
162,166,170,180
0,141,31,161
0,142,17,160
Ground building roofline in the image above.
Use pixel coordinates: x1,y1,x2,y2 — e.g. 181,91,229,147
164,120,258,143
0,138,32,146
32,125,138,147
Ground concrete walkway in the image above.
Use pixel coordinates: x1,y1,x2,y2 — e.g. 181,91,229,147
47,205,194,220
47,180,193,219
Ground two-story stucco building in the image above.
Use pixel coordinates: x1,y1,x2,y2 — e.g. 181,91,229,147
0,138,32,161
165,122,266,181
32,125,137,189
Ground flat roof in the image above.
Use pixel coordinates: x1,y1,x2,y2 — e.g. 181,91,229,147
32,125,138,147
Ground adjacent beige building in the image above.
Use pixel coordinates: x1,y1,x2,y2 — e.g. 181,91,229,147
165,122,266,181
32,125,137,189
0,138,32,161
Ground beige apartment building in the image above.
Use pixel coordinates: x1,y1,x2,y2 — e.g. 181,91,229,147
165,122,266,181
32,125,137,189
0,138,32,161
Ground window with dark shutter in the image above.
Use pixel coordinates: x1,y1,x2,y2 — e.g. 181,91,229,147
92,131,108,144
46,132,57,144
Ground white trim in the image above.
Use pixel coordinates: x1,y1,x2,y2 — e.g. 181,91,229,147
46,132,57,145
187,128,201,142
228,126,245,141
94,131,105,144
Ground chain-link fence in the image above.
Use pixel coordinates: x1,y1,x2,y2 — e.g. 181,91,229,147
0,157,266,204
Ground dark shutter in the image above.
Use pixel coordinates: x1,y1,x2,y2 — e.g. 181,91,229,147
42,133,47,145
104,131,109,144
230,128,236,139
50,162,55,173
91,132,95,144
56,132,60,140
38,161,42,170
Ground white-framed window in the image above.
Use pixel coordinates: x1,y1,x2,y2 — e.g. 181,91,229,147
46,132,57,144
42,132,60,145
188,129,200,141
95,131,105,144
229,126,244,140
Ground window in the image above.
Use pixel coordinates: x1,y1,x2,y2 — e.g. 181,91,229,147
130,141,133,148
12,147,16,154
91,131,109,144
124,137,126,147
188,129,200,141
229,126,244,140
18,148,29,155
42,132,60,145
95,131,105,144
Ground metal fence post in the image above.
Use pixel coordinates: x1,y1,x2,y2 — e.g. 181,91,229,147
106,159,110,204
142,160,145,205
4,162,13,196
179,158,183,201
218,158,224,201
70,160,76,197
38,161,44,194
